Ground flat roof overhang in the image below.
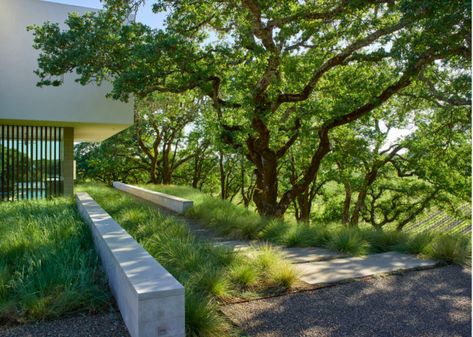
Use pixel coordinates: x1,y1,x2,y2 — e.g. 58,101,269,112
0,119,131,142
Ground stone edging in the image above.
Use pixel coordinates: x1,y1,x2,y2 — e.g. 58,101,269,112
76,192,185,337
112,182,193,214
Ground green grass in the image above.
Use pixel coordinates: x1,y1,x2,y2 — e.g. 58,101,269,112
140,184,265,239
78,184,297,337
140,184,471,265
427,234,471,265
328,228,369,256
0,198,110,325
363,229,409,253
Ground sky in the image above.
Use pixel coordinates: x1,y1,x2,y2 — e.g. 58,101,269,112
45,0,166,29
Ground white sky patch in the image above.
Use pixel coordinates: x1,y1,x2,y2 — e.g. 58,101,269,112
44,0,166,29
380,124,417,155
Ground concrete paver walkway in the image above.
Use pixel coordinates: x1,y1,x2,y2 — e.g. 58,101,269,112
213,240,341,262
120,189,440,287
280,246,343,263
295,251,438,285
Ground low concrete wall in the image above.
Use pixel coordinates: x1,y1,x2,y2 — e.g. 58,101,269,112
113,182,193,214
76,192,185,337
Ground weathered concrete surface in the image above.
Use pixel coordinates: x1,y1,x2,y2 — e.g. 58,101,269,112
76,192,185,337
212,240,341,263
279,247,343,263
295,251,438,285
113,182,193,214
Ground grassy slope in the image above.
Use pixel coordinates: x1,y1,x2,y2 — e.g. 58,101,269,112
0,198,110,325
141,184,471,266
78,184,296,337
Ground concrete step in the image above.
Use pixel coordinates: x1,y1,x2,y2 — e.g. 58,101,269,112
279,247,343,263
213,239,342,263
294,251,438,285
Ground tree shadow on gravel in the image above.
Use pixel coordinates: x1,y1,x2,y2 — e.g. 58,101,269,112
223,265,472,337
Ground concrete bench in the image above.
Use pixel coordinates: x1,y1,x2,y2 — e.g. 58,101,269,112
113,182,193,214
76,192,185,337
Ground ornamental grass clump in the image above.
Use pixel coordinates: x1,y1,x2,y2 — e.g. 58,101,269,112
363,229,408,253
251,245,298,288
394,232,434,255
283,223,333,248
427,234,471,266
328,227,369,256
258,218,292,244
189,197,264,239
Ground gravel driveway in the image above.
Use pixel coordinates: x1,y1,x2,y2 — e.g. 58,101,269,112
0,312,129,337
223,265,471,337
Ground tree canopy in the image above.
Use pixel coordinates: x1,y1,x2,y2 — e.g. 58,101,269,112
30,0,471,223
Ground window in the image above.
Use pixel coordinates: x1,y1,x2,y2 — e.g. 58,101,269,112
1,125,64,200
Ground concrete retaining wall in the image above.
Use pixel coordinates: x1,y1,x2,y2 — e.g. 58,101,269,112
76,192,185,337
112,182,193,214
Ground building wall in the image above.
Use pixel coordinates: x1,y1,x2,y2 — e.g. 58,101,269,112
0,0,133,142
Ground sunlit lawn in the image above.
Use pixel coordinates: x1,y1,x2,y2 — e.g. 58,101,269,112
0,198,110,325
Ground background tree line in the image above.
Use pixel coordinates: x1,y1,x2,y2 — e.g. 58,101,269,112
28,0,470,229
75,78,471,230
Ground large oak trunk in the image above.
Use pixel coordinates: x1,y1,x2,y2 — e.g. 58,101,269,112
296,192,312,223
252,155,281,217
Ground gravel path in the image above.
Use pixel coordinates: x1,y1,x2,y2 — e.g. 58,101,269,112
223,265,471,337
0,312,129,337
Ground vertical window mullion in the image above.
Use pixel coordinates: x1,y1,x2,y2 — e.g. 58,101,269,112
20,126,23,200
10,126,13,201
40,126,43,199
30,126,34,199
15,127,19,200
53,127,57,196
49,127,52,198
35,126,39,199
59,128,62,194
1,125,4,201
7,126,10,201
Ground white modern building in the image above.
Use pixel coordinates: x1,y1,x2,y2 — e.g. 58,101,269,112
0,0,133,199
